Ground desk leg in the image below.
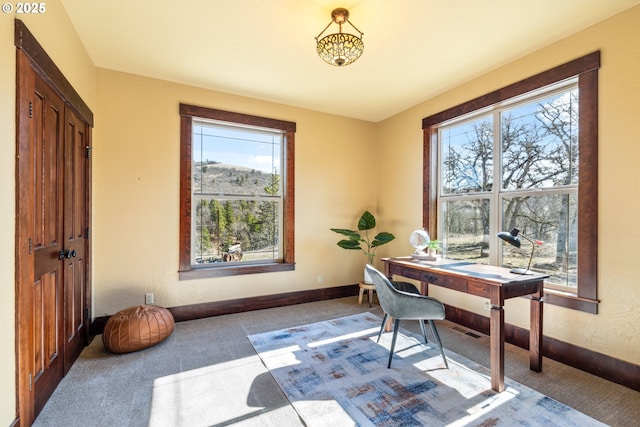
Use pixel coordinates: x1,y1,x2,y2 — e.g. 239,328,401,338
382,264,393,332
419,281,429,295
490,305,505,392
530,295,543,372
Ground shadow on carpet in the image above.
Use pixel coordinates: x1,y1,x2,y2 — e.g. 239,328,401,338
248,312,605,427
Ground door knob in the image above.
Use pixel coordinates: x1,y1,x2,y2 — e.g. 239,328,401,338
59,249,77,259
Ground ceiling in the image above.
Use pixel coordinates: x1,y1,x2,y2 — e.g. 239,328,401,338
60,0,640,123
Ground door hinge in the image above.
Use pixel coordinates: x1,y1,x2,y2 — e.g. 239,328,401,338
85,145,92,159
85,307,90,320
28,237,33,254
29,372,33,391
86,227,90,239
29,101,33,119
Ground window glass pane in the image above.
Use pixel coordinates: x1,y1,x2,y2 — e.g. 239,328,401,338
500,193,577,288
193,198,282,265
441,116,493,194
193,123,282,197
501,89,579,191
442,198,491,264
191,120,283,267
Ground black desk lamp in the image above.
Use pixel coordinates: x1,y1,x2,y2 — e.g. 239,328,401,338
497,228,540,275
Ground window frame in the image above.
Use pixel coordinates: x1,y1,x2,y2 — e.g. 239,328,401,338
179,103,296,279
422,51,600,313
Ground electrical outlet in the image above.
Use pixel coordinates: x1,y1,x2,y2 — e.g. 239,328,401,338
483,300,492,311
317,275,323,284
145,293,154,305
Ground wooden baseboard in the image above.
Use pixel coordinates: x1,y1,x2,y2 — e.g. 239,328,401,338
168,284,359,321
443,304,640,393
90,285,639,393
90,284,359,334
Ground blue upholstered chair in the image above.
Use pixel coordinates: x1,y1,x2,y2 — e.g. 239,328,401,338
365,264,449,369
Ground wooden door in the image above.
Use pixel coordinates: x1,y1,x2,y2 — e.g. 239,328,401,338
15,40,92,425
31,70,66,417
62,107,89,373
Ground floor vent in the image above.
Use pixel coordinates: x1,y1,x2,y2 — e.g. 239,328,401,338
452,326,482,339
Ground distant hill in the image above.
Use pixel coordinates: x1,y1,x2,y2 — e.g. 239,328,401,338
193,161,277,195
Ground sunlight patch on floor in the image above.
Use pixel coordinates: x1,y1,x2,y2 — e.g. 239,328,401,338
446,387,519,427
307,326,379,348
149,355,282,426
294,400,357,427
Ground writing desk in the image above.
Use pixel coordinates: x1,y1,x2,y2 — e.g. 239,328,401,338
382,257,547,392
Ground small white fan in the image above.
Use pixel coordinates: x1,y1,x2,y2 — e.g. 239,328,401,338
409,229,435,260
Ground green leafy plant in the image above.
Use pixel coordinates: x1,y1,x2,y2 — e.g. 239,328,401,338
331,210,395,264
427,239,440,250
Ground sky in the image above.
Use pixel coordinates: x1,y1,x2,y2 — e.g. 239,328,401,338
192,122,282,174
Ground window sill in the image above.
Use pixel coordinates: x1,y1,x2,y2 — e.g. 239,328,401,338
179,262,295,280
543,288,599,314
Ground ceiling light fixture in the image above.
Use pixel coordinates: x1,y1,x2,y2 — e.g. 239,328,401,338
315,7,364,67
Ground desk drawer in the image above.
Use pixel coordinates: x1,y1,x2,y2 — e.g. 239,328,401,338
396,266,424,281
429,273,468,293
391,264,467,293
467,281,491,298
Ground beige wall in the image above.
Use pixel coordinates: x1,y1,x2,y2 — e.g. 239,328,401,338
376,6,640,365
0,12,16,425
93,69,378,315
0,2,96,424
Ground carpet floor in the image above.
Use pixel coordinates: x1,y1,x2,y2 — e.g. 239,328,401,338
33,296,640,426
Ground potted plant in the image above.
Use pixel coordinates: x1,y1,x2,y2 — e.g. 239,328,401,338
426,239,440,257
331,210,395,283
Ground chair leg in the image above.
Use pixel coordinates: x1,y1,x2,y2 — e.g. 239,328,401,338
418,320,428,344
388,319,401,368
377,313,388,343
429,320,449,369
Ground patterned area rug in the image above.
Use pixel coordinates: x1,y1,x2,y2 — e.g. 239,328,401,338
248,313,605,426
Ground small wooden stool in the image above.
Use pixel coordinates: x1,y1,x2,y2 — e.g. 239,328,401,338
358,282,376,308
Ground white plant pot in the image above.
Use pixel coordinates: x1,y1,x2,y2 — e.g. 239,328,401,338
364,266,374,284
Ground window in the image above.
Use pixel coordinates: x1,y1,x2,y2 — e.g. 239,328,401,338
179,104,295,279
439,84,578,281
423,52,599,313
